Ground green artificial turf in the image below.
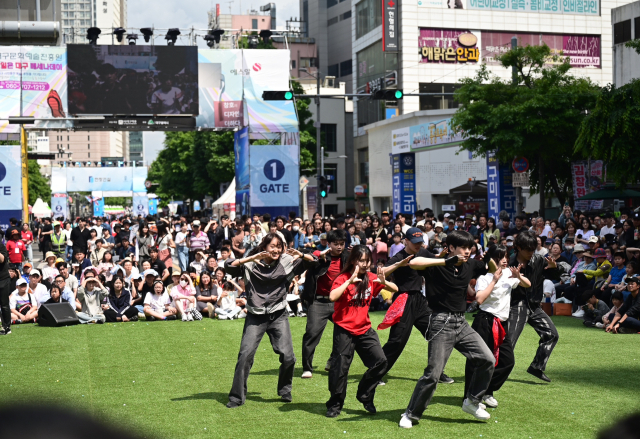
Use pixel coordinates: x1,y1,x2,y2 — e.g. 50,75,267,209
0,313,638,438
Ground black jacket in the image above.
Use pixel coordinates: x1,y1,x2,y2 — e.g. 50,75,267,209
0,242,9,281
301,250,350,304
510,253,557,306
618,292,640,319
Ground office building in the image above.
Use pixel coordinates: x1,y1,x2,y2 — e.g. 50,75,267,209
612,1,640,85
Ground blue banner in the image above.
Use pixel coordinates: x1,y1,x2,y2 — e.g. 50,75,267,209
148,198,158,215
487,153,517,222
249,144,299,213
51,195,68,221
392,153,417,215
235,126,250,216
0,144,23,230
132,193,149,217
93,198,105,217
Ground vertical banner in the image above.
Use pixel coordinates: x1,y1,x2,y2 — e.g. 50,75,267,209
572,160,603,211
51,194,68,221
249,144,299,216
234,126,250,216
306,186,318,219
148,198,158,215
383,0,399,52
93,197,105,217
21,127,28,223
392,153,417,215
132,193,149,217
0,144,23,230
487,153,517,221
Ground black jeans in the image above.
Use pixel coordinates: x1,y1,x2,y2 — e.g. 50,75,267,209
405,313,495,419
326,325,387,411
381,291,432,375
103,306,139,322
0,278,11,330
228,309,296,405
508,300,559,372
464,311,514,397
301,300,335,372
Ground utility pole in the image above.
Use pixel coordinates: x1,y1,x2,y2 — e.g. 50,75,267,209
315,54,323,218
512,36,524,216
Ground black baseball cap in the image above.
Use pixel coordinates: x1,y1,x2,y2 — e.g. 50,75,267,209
405,227,424,244
626,275,640,284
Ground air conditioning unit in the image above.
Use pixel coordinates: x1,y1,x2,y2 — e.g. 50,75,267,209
323,76,336,88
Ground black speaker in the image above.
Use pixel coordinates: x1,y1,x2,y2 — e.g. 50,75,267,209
38,302,80,327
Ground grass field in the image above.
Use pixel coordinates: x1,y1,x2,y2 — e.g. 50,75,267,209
0,313,638,439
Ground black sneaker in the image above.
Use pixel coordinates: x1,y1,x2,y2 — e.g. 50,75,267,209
146,316,156,321
439,373,454,384
281,392,292,403
0,327,11,335
226,401,243,408
129,315,139,322
362,401,377,414
325,408,341,418
165,315,178,321
527,366,551,382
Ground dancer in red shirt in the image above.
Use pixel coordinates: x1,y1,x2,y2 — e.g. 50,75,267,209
326,245,398,418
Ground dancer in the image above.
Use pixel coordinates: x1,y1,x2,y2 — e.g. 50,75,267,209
399,230,496,429
380,227,457,384
464,245,530,408
225,233,316,408
508,231,560,382
326,245,397,417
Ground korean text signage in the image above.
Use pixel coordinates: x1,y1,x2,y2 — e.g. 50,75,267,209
487,153,517,221
572,160,603,211
391,127,411,154
249,144,300,215
383,0,399,52
0,145,23,230
234,127,250,216
419,29,481,64
467,0,599,15
392,118,464,154
392,153,417,215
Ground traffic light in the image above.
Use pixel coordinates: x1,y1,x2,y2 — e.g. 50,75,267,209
370,89,403,100
318,176,328,198
262,91,294,100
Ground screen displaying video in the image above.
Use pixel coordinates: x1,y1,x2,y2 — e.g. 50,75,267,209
67,45,198,115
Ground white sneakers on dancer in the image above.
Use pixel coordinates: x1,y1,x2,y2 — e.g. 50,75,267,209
462,398,491,420
301,371,312,379
482,395,498,408
399,413,418,429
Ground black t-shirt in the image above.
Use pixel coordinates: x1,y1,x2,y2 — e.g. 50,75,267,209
507,226,527,237
279,228,294,246
149,258,167,275
366,227,389,244
385,247,434,293
42,224,53,244
422,258,487,313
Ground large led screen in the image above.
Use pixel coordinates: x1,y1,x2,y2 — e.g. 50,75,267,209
67,45,198,115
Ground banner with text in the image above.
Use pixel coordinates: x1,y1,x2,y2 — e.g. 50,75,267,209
466,0,598,15
197,50,244,129
133,193,149,216
93,197,105,217
53,167,148,192
392,153,417,215
234,126,250,216
0,144,23,230
51,195,68,220
487,153,517,221
249,144,299,215
392,118,464,153
572,160,604,211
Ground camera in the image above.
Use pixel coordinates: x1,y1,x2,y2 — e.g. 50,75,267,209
581,304,590,311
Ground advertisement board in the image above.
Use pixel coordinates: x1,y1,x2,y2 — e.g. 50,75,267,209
0,46,70,134
132,193,149,216
51,195,68,220
391,127,411,154
487,153,517,221
148,198,158,215
466,0,599,15
383,0,399,52
419,29,481,64
572,160,603,211
53,167,148,192
93,197,105,217
67,45,199,115
249,144,299,215
0,144,23,229
392,153,417,215
409,118,464,151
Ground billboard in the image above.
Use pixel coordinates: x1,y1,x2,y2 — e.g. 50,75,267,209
67,45,199,115
419,29,481,64
392,118,464,153
572,160,603,211
466,0,599,15
0,46,70,133
392,153,417,215
249,144,299,215
0,144,23,230
132,193,149,216
51,195,68,220
52,167,148,192
418,0,465,8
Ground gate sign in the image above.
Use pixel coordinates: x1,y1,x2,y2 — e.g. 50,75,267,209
249,144,299,214
512,157,529,173
392,153,416,215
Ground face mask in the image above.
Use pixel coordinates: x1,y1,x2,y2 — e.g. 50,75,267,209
506,242,513,247
292,226,299,232
179,280,188,288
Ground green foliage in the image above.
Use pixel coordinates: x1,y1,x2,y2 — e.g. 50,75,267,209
292,80,317,174
625,39,640,54
237,32,275,49
27,160,51,205
451,44,600,208
148,131,235,204
575,80,640,186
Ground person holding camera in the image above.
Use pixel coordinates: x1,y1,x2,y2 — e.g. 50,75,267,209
581,290,610,327
605,275,640,334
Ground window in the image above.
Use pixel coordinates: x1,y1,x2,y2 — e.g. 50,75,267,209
300,57,311,68
328,63,339,77
357,99,385,128
636,17,640,39
67,135,69,141
341,10,352,20
358,149,369,184
340,59,352,77
614,20,632,44
303,0,309,36
357,41,397,88
328,0,338,7
88,135,90,140
356,0,382,39
419,83,461,111
291,60,296,69
321,124,337,152
87,144,90,149
67,144,70,149
328,16,338,26
324,164,338,194
88,152,90,158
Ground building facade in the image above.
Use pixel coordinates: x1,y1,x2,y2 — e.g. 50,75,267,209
61,0,127,44
612,1,640,85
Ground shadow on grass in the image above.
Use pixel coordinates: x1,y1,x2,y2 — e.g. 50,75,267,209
171,391,282,405
507,378,548,385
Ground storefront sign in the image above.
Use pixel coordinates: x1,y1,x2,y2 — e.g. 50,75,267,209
391,127,411,154
383,0,399,52
392,153,417,215
419,29,481,64
409,118,464,151
467,0,599,16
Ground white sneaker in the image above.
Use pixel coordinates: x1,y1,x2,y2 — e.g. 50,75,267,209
482,395,498,408
572,309,585,318
138,312,145,319
218,315,227,320
462,398,491,421
399,413,415,429
187,312,194,322
595,322,604,329
181,313,188,322
301,371,312,379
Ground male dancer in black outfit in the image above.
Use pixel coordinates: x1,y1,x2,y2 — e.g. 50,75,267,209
508,230,560,382
381,227,454,384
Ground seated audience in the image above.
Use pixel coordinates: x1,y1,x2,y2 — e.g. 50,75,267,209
76,271,108,324
143,280,177,321
104,277,139,322
9,278,39,324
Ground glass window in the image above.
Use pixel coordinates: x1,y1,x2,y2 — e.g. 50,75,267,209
328,63,339,77
328,0,338,7
358,149,369,184
328,16,338,26
419,83,461,111
321,124,337,152
303,0,308,36
291,60,296,69
614,20,632,44
356,41,397,88
252,19,258,29
636,17,640,39
340,59,352,77
356,0,382,39
324,204,338,217
342,10,351,20
324,164,338,193
357,99,385,128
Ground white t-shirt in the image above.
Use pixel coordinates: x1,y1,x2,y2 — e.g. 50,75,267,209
401,224,411,234
9,290,38,311
144,291,171,313
475,271,520,321
576,229,594,241
175,231,188,247
151,87,183,113
600,225,615,236
219,290,237,310
31,283,50,307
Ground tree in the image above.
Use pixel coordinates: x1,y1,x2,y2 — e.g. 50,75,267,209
291,80,317,174
575,79,640,186
451,44,600,215
27,160,51,205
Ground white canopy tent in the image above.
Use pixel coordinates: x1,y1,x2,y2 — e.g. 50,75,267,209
212,178,236,220
31,198,52,218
